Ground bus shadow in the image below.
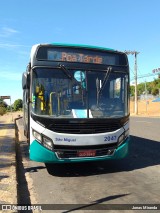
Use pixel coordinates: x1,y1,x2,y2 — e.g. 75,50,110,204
46,135,160,177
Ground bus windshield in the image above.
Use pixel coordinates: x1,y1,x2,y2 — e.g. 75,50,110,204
31,68,129,118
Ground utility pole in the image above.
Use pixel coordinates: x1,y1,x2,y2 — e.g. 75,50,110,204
124,50,140,115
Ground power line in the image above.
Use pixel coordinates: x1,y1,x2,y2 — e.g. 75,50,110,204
131,72,160,81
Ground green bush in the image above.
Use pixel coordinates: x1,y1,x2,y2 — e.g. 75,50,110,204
0,107,6,116
13,99,23,111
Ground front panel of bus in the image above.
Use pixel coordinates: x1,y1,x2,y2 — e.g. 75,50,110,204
27,45,130,163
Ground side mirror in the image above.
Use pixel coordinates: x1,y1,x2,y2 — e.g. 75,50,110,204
22,72,30,89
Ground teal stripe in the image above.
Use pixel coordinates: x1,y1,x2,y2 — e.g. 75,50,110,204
49,43,115,51
30,138,130,163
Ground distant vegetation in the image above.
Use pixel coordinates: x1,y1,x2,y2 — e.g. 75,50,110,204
0,99,7,115
13,99,23,111
130,78,160,97
0,106,6,116
0,98,23,116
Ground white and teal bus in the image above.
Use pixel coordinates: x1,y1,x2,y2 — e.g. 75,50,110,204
22,43,130,163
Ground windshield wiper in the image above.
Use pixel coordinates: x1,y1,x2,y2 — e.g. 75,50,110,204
98,66,112,95
58,64,72,80
97,66,112,106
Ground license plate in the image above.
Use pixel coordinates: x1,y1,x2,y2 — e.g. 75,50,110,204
77,150,96,157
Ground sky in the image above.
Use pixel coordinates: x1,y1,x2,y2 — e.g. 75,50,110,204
0,0,160,105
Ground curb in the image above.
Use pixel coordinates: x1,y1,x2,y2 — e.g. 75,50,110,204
15,117,38,213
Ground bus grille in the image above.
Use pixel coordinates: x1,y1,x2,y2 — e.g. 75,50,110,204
49,121,121,134
54,143,117,159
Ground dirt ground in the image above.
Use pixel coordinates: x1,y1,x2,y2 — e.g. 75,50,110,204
130,100,160,117
0,111,21,205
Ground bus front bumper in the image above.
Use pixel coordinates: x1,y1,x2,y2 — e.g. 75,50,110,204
30,137,130,163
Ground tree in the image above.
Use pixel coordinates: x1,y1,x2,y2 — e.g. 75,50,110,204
130,85,135,97
151,88,159,96
150,78,160,96
13,99,23,111
130,78,160,97
137,83,145,95
0,99,7,115
0,99,8,108
146,82,152,94
0,107,6,115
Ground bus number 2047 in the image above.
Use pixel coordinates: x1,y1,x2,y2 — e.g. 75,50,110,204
104,135,117,142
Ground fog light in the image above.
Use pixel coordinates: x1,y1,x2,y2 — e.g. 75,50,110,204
56,151,64,158
107,149,115,155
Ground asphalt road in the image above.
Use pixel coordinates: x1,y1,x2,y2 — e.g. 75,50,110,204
18,117,160,212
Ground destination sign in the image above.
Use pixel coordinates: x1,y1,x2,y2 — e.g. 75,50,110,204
36,46,127,66
48,51,103,64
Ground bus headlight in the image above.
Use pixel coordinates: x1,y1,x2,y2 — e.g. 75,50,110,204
42,135,53,151
32,129,42,143
117,133,125,146
32,129,53,151
125,129,129,139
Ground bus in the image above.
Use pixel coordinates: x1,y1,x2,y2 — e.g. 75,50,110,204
22,43,130,163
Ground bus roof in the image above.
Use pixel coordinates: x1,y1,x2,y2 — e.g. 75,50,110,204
31,43,119,53
50,43,116,52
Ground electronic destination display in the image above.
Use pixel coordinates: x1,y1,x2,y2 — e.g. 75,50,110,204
36,46,127,66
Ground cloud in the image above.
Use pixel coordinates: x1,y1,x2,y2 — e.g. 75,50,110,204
0,26,31,52
0,42,29,49
0,27,19,38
